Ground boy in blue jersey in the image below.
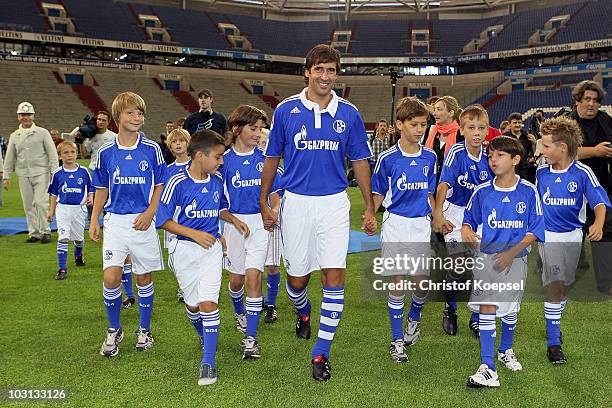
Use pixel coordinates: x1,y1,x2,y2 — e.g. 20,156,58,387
462,136,545,388
537,117,609,364
372,97,437,363
47,141,93,280
89,92,166,357
432,105,493,337
157,129,232,385
220,105,284,359
260,45,377,381
164,128,192,303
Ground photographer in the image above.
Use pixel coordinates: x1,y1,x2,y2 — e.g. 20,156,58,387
570,81,612,296
79,111,117,171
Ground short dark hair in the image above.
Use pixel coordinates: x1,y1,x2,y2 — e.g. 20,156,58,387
572,80,605,103
198,88,213,99
165,120,174,125
97,110,110,119
396,97,429,122
189,129,225,156
305,44,341,72
535,109,544,114
378,118,388,124
427,96,440,105
508,112,523,122
227,105,267,145
488,135,525,160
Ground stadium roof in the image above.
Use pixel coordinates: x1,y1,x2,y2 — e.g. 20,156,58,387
193,0,534,16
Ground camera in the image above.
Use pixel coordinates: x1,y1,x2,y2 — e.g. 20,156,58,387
74,115,98,144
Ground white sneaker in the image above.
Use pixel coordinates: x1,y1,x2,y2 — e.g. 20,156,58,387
389,339,408,363
234,313,247,334
403,318,420,346
467,364,500,388
498,348,523,371
99,327,124,357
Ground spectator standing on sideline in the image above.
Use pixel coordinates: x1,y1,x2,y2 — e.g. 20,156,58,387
50,129,64,147
184,88,227,136
80,111,117,173
570,80,612,295
370,119,390,171
502,112,537,182
3,102,59,243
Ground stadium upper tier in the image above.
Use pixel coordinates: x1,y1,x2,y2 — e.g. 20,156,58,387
0,0,610,57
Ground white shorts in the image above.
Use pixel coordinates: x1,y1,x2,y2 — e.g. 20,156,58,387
538,229,582,286
442,201,470,255
224,213,269,275
102,213,164,274
468,253,527,317
380,212,432,276
169,239,223,306
56,203,87,242
281,191,350,277
163,230,176,249
265,223,283,267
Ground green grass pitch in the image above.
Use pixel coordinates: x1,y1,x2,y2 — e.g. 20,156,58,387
0,166,610,407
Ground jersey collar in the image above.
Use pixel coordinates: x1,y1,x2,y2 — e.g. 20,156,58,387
62,164,80,172
397,142,422,157
299,88,338,118
115,134,140,150
492,175,520,192
549,161,575,173
187,170,211,184
231,146,255,156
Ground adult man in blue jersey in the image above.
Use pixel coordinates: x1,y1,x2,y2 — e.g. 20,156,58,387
259,44,377,381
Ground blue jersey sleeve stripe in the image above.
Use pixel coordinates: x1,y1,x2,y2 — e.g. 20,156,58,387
443,144,463,167
143,139,165,165
575,162,601,187
161,174,185,204
373,147,396,174
95,142,114,170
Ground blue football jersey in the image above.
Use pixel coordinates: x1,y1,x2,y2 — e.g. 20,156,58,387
372,144,437,218
219,147,283,215
439,142,492,207
93,135,166,214
536,161,610,233
166,159,191,181
157,171,226,240
264,89,372,196
48,165,92,205
464,177,545,256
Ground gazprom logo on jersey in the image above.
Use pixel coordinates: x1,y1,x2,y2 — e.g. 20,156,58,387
294,125,339,151
185,199,219,219
487,208,524,229
61,182,82,194
458,172,478,190
112,166,146,185
231,170,261,188
396,172,428,191
542,187,576,206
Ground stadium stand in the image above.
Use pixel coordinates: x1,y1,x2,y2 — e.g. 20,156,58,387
0,1,607,57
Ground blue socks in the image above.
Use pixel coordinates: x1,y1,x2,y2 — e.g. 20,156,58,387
186,307,204,338
74,241,83,258
266,273,281,307
137,283,154,331
286,281,311,316
498,313,517,353
201,309,220,368
103,285,122,329
57,241,68,270
312,286,344,359
479,313,497,371
229,285,246,315
545,302,563,347
245,296,263,338
407,293,426,321
470,311,479,322
122,264,135,299
388,294,405,341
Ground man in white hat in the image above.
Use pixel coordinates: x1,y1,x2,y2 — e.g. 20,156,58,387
3,102,59,243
